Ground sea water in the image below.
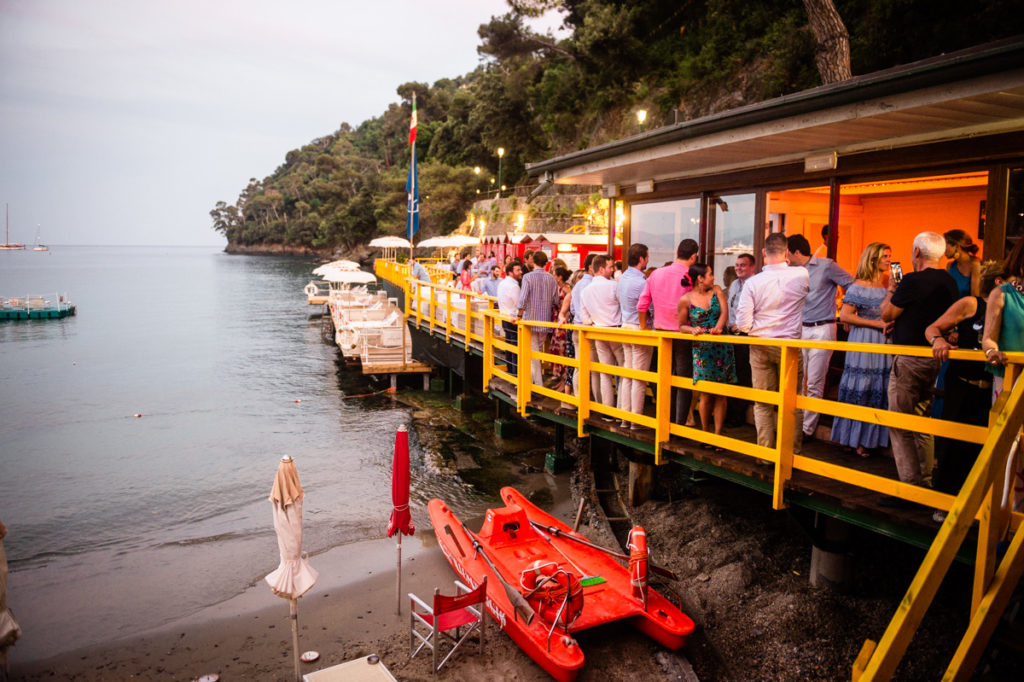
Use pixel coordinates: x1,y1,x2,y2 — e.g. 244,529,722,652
0,246,478,661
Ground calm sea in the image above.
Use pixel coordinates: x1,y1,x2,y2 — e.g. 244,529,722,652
0,246,476,661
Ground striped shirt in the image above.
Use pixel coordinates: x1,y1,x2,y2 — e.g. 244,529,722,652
517,269,560,326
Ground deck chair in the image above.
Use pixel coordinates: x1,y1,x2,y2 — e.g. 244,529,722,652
409,577,487,673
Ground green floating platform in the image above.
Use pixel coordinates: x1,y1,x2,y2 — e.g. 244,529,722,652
0,305,76,320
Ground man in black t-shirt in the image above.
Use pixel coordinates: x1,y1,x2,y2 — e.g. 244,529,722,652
881,232,958,486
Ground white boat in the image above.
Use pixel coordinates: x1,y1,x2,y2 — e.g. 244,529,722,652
33,225,49,251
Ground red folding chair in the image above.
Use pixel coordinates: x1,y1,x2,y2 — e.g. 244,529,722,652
409,578,487,673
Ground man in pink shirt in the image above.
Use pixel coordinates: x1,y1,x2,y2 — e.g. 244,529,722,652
637,238,699,426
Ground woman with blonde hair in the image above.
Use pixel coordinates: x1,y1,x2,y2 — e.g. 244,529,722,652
831,242,894,457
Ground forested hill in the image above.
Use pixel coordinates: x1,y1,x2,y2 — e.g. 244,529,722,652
210,0,1023,252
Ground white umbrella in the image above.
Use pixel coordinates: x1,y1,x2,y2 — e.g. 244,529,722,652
320,268,378,285
266,455,318,682
313,260,360,275
416,234,479,249
368,236,411,248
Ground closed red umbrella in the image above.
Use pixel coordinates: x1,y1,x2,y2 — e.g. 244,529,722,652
387,425,414,614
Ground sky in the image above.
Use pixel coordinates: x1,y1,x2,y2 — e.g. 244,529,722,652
0,0,564,246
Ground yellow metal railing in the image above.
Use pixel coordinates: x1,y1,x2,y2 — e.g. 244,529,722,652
374,259,1024,678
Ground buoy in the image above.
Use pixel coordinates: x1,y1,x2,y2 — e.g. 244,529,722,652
135,413,142,418
294,399,302,403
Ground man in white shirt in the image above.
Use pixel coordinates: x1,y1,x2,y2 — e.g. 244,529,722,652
725,253,755,427
497,261,523,376
617,243,651,428
578,255,625,415
735,232,810,452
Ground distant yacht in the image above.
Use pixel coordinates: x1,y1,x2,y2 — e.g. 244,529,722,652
1,204,26,250
33,224,49,251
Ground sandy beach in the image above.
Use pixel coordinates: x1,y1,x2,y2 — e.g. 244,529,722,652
9,497,680,682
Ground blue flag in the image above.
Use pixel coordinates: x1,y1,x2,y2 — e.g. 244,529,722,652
406,93,420,239
406,146,419,239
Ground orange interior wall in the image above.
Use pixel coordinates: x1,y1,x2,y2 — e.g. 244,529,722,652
859,189,986,269
770,187,986,275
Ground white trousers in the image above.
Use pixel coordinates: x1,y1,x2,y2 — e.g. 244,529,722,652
572,329,602,404
800,322,836,436
620,323,653,416
530,330,547,387
594,338,626,410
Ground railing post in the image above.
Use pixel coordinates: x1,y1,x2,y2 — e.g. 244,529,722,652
428,282,436,333
654,335,673,464
773,344,799,510
464,292,472,341
445,289,452,342
517,320,529,416
577,328,592,438
482,311,494,392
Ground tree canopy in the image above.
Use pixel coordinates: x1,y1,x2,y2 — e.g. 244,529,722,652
212,0,1024,250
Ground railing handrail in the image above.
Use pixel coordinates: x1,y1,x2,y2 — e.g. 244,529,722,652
374,255,1024,680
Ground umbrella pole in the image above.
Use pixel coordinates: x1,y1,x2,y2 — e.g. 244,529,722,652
290,598,301,682
396,532,402,615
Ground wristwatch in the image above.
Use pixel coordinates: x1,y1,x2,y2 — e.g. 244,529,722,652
929,334,943,344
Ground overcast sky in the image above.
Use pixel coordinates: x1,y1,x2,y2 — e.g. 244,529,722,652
0,0,562,246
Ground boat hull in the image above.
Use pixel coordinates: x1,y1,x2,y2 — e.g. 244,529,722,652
428,488,694,680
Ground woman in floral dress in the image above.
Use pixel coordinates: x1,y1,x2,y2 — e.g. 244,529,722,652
831,242,893,457
548,266,572,389
677,263,736,445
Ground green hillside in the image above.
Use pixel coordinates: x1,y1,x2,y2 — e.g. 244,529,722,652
210,0,1023,251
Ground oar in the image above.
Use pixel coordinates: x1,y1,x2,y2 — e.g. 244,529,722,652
444,524,466,558
533,525,606,586
457,520,536,624
528,521,678,581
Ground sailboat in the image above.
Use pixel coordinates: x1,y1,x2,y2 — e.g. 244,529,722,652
1,204,26,250
33,224,49,251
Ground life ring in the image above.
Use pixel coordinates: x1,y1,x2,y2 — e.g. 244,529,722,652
304,281,318,297
627,526,649,607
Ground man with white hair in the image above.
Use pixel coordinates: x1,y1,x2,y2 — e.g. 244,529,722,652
880,231,958,491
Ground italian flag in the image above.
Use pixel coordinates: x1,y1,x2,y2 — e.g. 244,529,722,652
409,93,417,145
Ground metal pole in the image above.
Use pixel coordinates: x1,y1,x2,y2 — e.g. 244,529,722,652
290,598,301,682
396,532,403,615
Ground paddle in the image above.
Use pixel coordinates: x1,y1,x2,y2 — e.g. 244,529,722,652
533,525,606,586
444,524,466,557
528,521,679,581
457,520,536,625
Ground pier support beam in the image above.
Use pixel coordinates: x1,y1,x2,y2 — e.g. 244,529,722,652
627,460,654,507
545,423,573,473
809,513,853,591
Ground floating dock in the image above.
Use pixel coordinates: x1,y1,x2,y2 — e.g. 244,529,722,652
1,295,76,320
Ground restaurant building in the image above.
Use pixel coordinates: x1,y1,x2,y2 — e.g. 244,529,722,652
527,38,1024,276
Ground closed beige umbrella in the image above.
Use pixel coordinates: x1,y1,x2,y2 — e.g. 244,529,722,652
266,456,318,681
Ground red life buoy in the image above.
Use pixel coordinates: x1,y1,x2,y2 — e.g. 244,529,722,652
627,526,649,607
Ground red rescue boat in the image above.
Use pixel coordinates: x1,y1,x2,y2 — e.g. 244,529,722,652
428,486,694,681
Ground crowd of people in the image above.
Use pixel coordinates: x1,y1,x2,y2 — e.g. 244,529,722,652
438,226,1022,506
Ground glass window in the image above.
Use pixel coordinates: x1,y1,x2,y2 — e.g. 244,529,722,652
711,193,756,274
630,198,701,267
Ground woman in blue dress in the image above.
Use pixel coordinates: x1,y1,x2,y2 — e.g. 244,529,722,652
677,263,736,446
831,243,893,457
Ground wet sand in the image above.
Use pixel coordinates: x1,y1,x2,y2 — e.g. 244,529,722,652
11,534,470,681
10,497,678,682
